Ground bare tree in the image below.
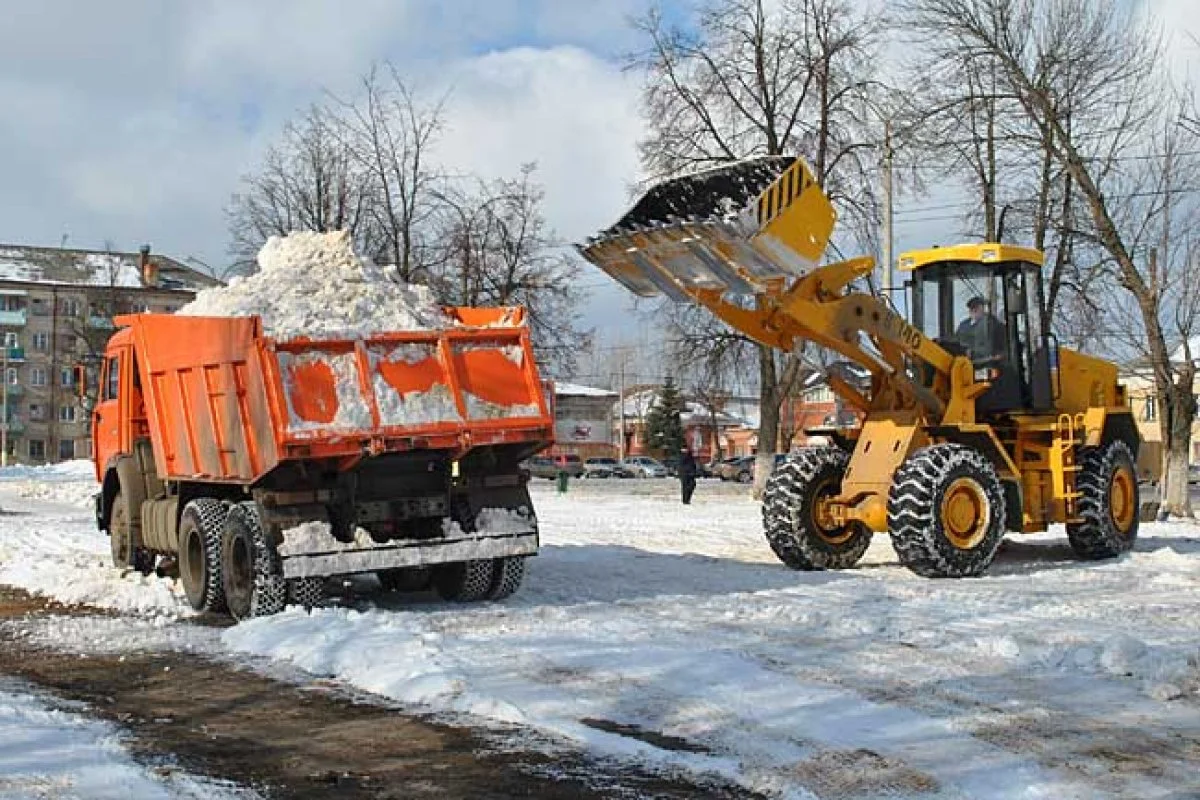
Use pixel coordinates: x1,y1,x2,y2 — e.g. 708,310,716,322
339,64,446,282
433,165,590,377
227,104,372,268
630,0,883,492
904,0,1200,514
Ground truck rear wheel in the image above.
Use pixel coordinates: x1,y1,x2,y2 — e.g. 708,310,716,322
287,577,325,610
888,444,1006,578
1068,440,1139,559
432,560,495,602
486,557,526,600
221,502,286,620
178,499,229,612
761,448,872,570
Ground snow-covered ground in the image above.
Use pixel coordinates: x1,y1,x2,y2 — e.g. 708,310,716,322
1,467,1199,798
0,678,253,799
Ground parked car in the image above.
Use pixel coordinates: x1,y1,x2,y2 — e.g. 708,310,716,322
584,457,633,479
621,456,669,478
718,456,755,482
522,454,584,480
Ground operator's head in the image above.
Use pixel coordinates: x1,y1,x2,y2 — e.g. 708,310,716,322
967,296,988,319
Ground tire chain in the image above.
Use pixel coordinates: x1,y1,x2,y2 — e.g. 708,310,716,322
887,444,1006,578
182,498,230,613
1067,440,1139,560
234,501,287,619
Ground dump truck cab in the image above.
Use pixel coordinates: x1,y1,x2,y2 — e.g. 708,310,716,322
904,244,1054,414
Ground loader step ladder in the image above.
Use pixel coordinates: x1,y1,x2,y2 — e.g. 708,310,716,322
1051,413,1083,523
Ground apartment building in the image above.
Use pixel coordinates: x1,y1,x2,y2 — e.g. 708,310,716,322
0,243,219,465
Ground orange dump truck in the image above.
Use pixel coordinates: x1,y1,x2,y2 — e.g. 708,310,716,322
87,308,552,619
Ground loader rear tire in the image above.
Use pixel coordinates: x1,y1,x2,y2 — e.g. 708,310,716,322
221,502,286,620
888,444,1006,578
432,560,496,602
110,492,155,575
178,499,230,612
1067,440,1139,560
486,556,526,600
762,448,872,570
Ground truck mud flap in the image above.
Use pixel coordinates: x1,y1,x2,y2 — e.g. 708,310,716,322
280,532,538,580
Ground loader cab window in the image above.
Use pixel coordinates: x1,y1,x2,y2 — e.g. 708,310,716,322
911,260,1052,412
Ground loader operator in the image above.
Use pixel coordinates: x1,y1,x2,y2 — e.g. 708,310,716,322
955,296,1006,367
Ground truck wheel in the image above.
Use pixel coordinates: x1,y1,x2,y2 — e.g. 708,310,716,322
221,502,286,620
762,448,871,570
432,560,495,602
378,567,433,593
888,444,1006,578
1068,440,1139,559
486,557,526,600
287,577,324,610
109,492,155,575
178,499,229,612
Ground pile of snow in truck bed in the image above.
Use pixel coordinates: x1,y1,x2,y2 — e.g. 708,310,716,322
179,231,452,340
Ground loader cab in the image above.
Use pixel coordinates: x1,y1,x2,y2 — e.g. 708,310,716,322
904,243,1054,414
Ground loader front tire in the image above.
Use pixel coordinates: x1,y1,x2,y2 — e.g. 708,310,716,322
1067,440,1139,560
178,499,230,612
888,444,1006,578
762,448,872,570
221,502,286,620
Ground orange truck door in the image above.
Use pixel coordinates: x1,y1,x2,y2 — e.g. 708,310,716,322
92,349,123,471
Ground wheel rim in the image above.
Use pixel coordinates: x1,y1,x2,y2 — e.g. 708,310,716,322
940,477,989,550
227,532,252,604
111,496,130,565
1110,465,1136,533
811,476,853,545
182,528,204,590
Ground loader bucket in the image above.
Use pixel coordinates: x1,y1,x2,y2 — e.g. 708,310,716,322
578,156,836,300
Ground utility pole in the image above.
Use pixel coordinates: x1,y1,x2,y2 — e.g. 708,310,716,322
882,118,895,303
617,358,627,462
1,342,8,468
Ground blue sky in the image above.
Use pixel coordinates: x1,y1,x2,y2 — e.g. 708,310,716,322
0,0,1194,346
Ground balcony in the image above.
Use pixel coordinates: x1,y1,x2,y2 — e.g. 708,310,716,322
86,315,115,330
0,310,27,327
0,419,24,435
2,383,24,397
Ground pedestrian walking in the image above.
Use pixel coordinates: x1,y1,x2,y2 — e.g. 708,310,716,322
678,447,698,505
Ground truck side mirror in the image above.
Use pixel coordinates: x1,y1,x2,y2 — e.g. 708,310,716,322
72,364,87,400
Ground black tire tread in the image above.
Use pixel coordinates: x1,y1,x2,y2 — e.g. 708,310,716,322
223,501,286,620
1067,440,1139,560
887,444,1006,578
179,499,230,612
433,560,496,602
486,557,526,600
761,448,872,571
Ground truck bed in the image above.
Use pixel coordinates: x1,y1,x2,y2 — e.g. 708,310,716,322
117,308,552,484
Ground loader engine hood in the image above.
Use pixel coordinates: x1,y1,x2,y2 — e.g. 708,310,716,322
578,155,836,300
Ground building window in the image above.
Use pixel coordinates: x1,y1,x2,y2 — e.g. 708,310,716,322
28,439,45,460
58,439,74,460
60,299,81,317
28,403,44,421
60,367,74,388
3,332,18,348
164,305,178,314
0,296,23,312
5,368,15,385
1143,396,1157,422
30,298,48,317
32,332,48,352
59,405,76,423
30,367,46,387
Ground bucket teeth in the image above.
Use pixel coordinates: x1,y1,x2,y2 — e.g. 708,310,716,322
579,155,836,301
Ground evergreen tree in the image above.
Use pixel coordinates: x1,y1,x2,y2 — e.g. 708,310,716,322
644,377,686,458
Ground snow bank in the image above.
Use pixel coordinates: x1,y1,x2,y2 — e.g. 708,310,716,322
0,679,252,799
180,231,453,340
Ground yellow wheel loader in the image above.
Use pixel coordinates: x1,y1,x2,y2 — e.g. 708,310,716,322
579,156,1141,578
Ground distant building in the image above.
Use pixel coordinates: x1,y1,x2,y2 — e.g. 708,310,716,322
0,243,219,465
